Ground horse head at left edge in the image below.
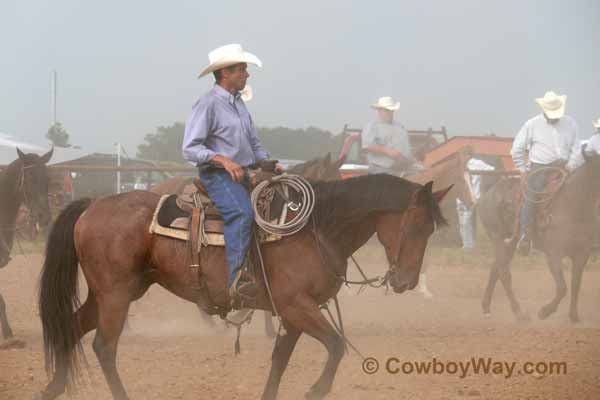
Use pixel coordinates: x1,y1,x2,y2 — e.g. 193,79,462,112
15,147,54,228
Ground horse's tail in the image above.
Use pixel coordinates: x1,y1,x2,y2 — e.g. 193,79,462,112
39,198,92,387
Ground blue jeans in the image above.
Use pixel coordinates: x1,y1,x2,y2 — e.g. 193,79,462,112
519,163,550,237
198,169,254,287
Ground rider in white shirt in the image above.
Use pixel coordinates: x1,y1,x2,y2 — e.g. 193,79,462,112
510,91,579,255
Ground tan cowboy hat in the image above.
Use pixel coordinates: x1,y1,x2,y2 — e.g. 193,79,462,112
535,91,566,119
240,84,253,102
198,44,262,78
370,96,400,111
593,118,600,129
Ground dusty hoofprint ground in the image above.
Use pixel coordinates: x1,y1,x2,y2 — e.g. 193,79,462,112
1,246,600,400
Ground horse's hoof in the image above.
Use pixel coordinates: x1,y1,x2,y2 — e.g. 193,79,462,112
538,306,553,320
482,305,491,315
305,391,324,400
305,386,327,400
515,312,531,323
0,338,26,350
483,312,491,318
569,313,581,324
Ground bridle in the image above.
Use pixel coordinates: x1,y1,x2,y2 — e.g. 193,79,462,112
380,204,417,284
329,199,430,292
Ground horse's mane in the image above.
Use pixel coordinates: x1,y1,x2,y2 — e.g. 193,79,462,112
287,156,325,175
312,174,447,228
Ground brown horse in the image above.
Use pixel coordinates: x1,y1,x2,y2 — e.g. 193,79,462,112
37,174,451,400
478,152,600,322
149,154,345,336
0,148,53,342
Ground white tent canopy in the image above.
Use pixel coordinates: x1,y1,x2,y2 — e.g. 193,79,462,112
0,133,90,165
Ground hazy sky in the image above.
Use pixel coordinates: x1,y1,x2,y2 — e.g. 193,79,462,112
2,0,599,154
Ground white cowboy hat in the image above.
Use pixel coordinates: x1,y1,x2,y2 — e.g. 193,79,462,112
240,84,253,102
535,91,566,119
370,96,400,111
593,118,600,129
198,44,262,78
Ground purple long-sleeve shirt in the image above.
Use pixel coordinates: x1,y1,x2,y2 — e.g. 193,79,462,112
182,85,269,166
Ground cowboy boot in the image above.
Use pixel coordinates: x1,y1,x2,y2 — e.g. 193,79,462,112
229,269,258,309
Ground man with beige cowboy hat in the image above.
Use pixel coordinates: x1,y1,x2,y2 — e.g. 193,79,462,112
182,43,277,304
361,96,421,176
510,90,580,255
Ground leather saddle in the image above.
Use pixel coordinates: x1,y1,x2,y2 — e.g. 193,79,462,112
159,178,224,234
150,163,285,246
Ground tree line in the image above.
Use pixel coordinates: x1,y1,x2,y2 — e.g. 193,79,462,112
135,123,344,163
44,121,345,163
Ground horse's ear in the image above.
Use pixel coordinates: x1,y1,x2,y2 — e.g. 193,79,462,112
412,181,434,205
16,147,26,160
433,184,454,204
40,147,54,164
423,181,434,193
323,152,332,164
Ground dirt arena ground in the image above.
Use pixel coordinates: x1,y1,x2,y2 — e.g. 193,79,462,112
1,245,600,400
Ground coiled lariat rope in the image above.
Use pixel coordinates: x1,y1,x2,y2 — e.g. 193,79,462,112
243,174,315,344
251,174,315,236
521,166,567,206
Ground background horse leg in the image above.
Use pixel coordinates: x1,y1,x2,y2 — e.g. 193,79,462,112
497,259,526,320
261,325,301,400
263,311,276,338
568,252,589,323
482,241,525,320
38,292,99,400
481,262,500,315
538,254,567,320
92,289,132,400
417,255,433,299
0,290,14,339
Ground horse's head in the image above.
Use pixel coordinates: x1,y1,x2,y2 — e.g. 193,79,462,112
376,181,452,294
16,147,53,227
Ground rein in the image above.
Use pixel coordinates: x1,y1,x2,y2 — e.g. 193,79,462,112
307,203,415,361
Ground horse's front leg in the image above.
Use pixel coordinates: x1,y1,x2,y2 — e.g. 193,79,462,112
538,254,567,319
288,293,345,399
261,325,301,400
